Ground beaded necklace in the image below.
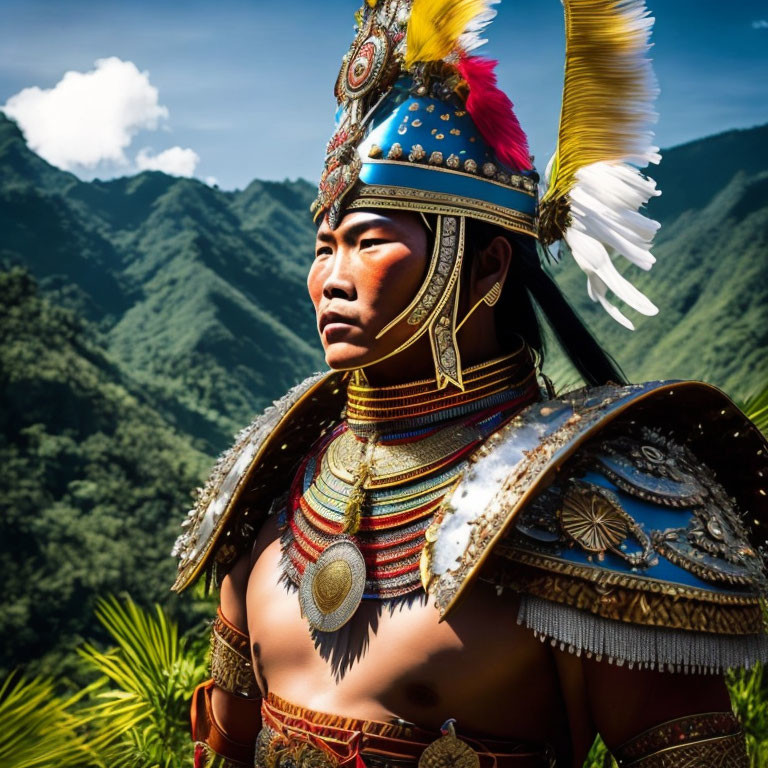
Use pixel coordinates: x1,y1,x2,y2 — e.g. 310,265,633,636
279,348,540,631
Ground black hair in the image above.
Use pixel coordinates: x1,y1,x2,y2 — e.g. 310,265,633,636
463,217,627,387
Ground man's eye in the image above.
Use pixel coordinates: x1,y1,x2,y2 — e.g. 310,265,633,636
360,238,389,250
315,246,333,258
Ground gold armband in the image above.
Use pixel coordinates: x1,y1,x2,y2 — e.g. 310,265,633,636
613,712,748,767
210,608,260,699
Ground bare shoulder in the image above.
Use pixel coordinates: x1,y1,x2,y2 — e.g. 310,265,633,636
219,553,250,628
251,513,282,566
219,514,283,628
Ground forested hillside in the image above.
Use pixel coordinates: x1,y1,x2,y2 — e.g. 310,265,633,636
0,114,323,454
0,268,209,676
1,113,767,676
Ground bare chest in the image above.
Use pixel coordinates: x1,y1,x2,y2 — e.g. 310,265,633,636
246,519,566,740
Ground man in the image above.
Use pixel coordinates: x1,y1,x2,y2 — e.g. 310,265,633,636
173,2,768,766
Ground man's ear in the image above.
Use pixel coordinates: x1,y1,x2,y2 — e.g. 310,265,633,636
470,235,512,303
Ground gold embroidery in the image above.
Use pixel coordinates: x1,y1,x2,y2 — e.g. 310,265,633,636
325,419,484,488
210,613,260,699
500,568,765,634
497,547,763,607
613,712,747,767
560,485,628,554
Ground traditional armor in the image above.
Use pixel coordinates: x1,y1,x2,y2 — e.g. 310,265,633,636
176,372,768,667
255,693,556,768
209,608,261,699
191,610,261,767
176,367,766,767
191,678,257,768
173,1,767,765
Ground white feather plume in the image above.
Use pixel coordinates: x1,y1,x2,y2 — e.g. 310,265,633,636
457,0,499,53
564,161,661,330
541,0,662,329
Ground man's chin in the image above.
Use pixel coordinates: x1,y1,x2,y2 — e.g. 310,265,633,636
324,344,374,371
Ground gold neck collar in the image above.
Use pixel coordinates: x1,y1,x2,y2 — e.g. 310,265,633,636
345,345,537,430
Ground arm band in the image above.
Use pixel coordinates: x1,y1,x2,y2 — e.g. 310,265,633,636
191,680,255,768
210,607,261,699
190,609,262,767
613,712,748,767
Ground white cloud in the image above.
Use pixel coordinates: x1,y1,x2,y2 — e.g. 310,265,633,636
136,146,200,177
752,19,768,29
1,57,169,170
205,176,219,187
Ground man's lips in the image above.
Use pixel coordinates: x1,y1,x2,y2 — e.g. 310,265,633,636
318,310,358,335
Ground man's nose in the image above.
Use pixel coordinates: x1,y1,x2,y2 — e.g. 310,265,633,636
323,249,356,301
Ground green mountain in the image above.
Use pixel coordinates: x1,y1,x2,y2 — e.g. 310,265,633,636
546,123,768,399
0,114,324,454
1,113,766,676
0,267,210,677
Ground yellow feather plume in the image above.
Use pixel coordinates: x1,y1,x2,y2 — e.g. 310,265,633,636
541,0,659,206
405,0,491,69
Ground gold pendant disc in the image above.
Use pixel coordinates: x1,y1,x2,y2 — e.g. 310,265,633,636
300,539,366,632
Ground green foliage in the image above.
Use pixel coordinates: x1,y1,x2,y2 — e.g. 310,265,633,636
79,595,208,768
0,596,206,768
742,386,768,436
0,267,211,678
0,674,91,768
583,736,616,768
728,665,768,768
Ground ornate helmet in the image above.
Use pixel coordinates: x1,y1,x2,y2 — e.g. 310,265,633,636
312,0,661,388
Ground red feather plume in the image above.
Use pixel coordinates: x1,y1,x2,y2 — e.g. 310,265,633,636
458,55,531,171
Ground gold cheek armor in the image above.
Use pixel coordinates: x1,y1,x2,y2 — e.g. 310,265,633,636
612,712,748,767
332,214,505,393
192,608,262,768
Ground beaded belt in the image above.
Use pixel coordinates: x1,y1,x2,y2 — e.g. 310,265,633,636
256,693,555,768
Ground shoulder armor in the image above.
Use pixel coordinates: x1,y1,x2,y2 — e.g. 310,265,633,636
172,371,345,592
425,380,768,671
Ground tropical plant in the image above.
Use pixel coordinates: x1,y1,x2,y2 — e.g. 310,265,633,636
742,385,768,436
727,664,768,768
79,595,208,768
583,736,615,768
0,673,91,768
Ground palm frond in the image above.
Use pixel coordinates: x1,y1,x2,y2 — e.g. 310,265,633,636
0,673,91,768
727,665,768,768
740,384,768,438
78,595,208,768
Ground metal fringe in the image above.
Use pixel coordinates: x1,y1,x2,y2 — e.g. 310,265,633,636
517,594,768,674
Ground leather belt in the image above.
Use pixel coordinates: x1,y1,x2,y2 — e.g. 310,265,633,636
256,693,556,768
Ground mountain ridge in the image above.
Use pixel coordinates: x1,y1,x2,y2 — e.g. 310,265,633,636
0,114,323,452
1,113,766,677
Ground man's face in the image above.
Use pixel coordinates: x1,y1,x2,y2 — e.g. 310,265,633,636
308,210,429,371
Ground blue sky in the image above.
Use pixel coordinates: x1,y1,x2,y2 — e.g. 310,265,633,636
1,0,767,189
